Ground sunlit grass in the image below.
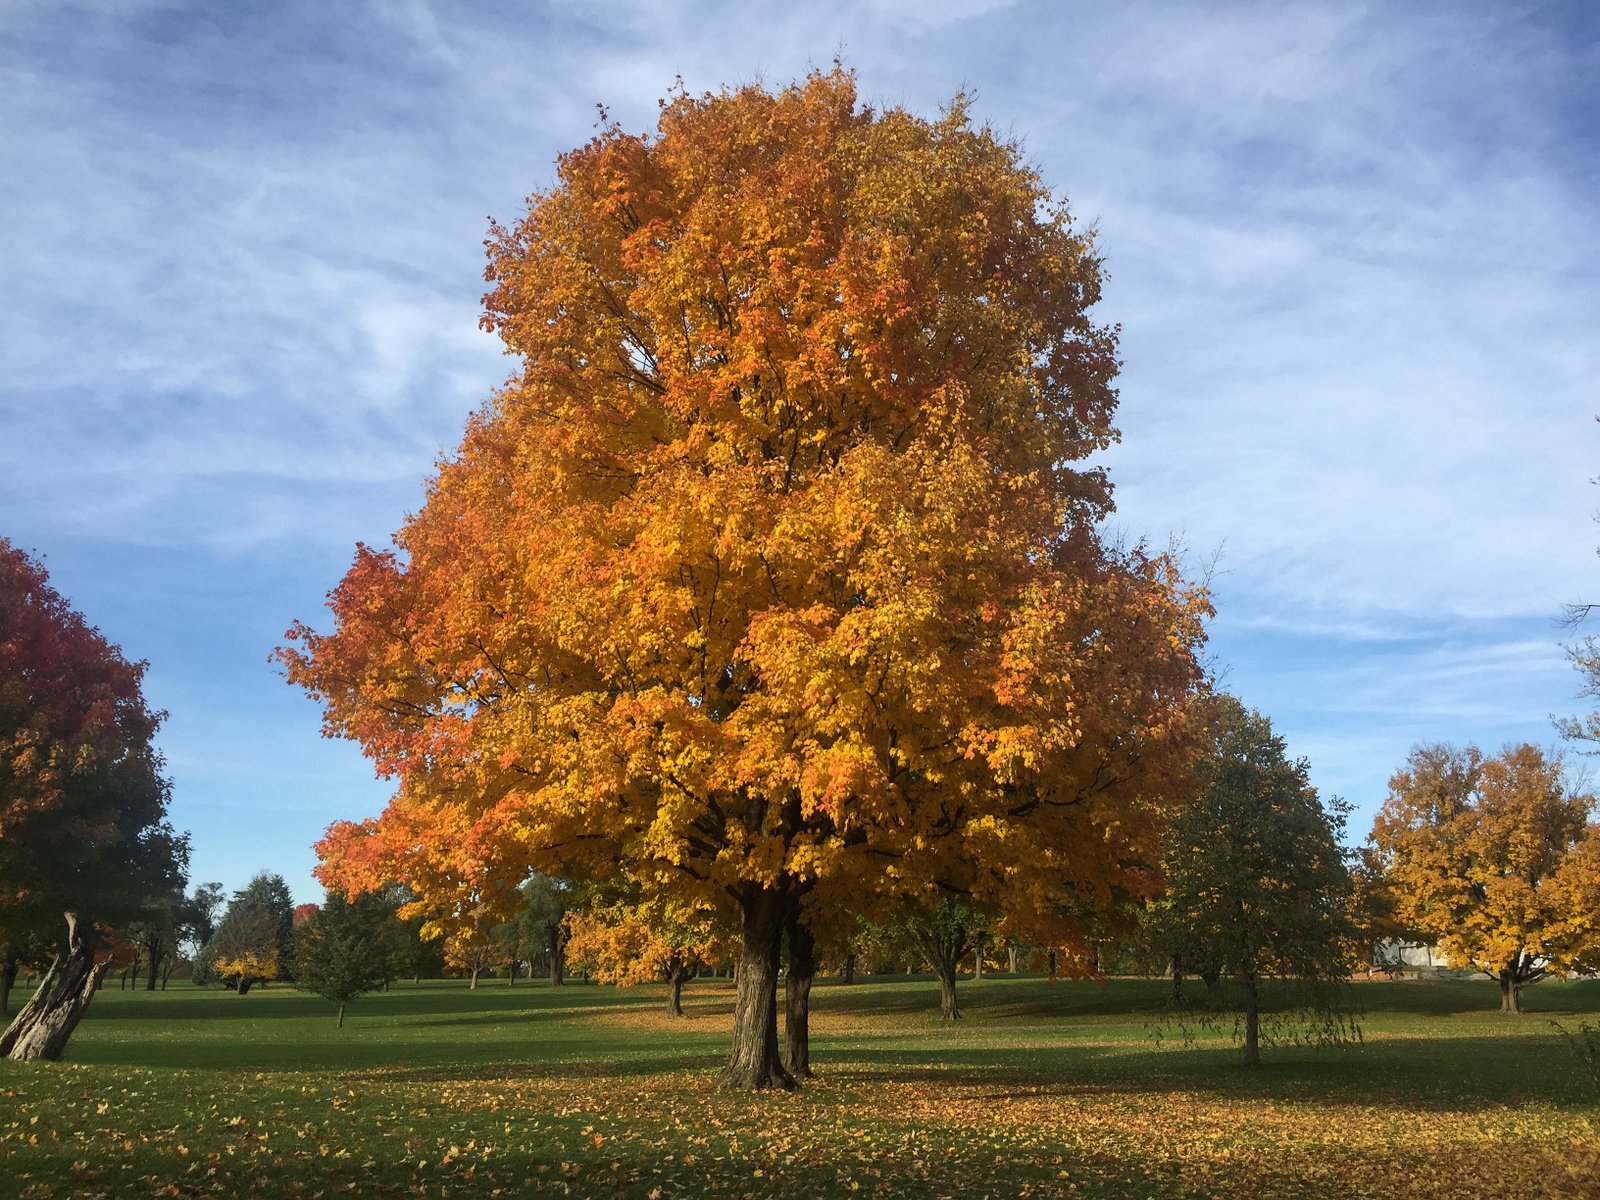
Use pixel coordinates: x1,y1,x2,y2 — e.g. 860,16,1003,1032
4,974,1597,1197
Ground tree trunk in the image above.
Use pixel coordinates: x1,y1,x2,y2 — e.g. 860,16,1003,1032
1500,972,1523,1015
1242,975,1260,1066
842,953,855,985
547,926,564,987
973,943,985,980
784,917,814,1079
145,936,162,991
913,925,966,1020
718,885,794,1091
667,960,687,1017
1008,946,1019,974
3,957,19,1018
469,966,480,990
507,959,517,987
337,1001,346,1028
1,915,112,1061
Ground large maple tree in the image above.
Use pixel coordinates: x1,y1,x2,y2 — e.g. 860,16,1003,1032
281,69,1208,1088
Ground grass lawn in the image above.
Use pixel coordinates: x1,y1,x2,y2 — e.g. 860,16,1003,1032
3,973,1598,1198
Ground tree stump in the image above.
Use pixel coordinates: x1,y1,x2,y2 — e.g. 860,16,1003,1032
0,914,110,1061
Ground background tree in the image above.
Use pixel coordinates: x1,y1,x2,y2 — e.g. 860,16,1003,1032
0,539,187,1058
122,875,193,992
182,882,225,953
201,873,295,994
295,892,399,1025
1,929,56,1020
444,922,499,990
564,897,727,1017
380,884,445,983
495,874,572,986
207,907,280,994
904,897,988,1021
1153,696,1357,1066
282,68,1209,1090
1368,743,1600,1014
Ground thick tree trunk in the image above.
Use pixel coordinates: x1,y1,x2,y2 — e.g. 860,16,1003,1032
1500,972,1523,1014
913,926,966,1020
667,961,688,1017
547,927,564,987
842,953,855,986
718,885,794,1091
1,915,111,1061
784,917,814,1079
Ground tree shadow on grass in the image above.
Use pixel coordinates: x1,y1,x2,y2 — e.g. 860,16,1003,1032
816,1029,1596,1112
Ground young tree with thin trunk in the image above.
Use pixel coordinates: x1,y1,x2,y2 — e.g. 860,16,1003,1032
445,921,499,990
280,68,1208,1090
1368,743,1600,1014
296,892,398,1026
1155,696,1358,1066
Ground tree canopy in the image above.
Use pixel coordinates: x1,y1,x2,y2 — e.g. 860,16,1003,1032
295,892,403,1025
0,539,186,947
280,68,1208,1089
1368,742,1600,1013
1152,695,1357,1065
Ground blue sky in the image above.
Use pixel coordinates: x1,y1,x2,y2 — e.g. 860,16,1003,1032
4,0,1597,904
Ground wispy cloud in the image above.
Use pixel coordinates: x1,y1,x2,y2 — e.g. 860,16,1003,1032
2,0,1593,896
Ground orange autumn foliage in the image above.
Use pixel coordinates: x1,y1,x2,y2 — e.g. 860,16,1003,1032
1369,743,1600,1012
280,68,1208,1084
564,900,727,988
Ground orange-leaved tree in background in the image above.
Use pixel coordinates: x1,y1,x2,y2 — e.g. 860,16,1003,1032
1368,743,1600,1013
564,895,729,1017
279,67,1208,1089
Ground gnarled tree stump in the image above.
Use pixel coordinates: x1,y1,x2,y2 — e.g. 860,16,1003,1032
0,914,110,1061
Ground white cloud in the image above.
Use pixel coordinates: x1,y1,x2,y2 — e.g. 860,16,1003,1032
3,0,1594,896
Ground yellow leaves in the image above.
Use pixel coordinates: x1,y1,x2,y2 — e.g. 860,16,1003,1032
1373,743,1600,982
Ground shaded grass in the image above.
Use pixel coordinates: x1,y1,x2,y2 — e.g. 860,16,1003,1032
4,974,1598,1198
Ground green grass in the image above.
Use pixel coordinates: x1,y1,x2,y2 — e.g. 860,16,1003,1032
4,973,1599,1198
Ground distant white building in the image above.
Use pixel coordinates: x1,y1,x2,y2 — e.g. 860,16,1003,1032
1372,940,1487,978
